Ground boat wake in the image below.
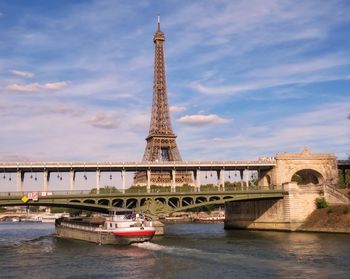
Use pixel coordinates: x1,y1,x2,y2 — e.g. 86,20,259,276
0,234,54,251
133,241,263,266
132,241,202,255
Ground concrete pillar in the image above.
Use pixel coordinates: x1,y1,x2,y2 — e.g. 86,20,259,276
245,170,249,189
195,169,201,192
96,169,101,194
121,170,126,193
69,170,75,192
16,170,24,192
216,170,220,189
147,170,151,193
171,169,176,192
219,169,225,191
239,170,244,190
43,170,50,192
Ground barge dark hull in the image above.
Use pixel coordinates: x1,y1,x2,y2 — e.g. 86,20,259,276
55,224,154,245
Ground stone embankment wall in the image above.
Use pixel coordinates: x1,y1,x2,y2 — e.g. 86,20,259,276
225,182,349,232
224,198,288,230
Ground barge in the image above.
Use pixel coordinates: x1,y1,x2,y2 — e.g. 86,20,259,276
55,211,156,245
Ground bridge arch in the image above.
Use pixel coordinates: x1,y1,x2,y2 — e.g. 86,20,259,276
69,199,81,203
112,198,124,207
83,199,95,204
181,197,193,207
98,199,110,206
273,149,338,186
168,197,180,208
209,196,220,202
195,196,207,204
126,198,138,209
155,197,167,204
291,169,324,185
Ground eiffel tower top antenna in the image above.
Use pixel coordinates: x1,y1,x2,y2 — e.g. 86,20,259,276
157,15,160,31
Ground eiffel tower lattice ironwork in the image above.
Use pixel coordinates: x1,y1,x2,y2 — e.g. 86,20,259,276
134,17,193,186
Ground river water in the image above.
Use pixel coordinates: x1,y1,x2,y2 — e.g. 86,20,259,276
0,222,349,279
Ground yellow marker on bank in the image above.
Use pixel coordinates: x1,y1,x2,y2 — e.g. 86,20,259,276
21,196,29,203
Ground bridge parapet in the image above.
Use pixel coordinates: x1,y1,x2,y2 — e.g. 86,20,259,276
0,160,276,172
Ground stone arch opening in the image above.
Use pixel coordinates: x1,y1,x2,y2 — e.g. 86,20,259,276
291,169,323,185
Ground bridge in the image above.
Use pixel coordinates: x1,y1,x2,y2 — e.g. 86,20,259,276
1,158,349,193
0,151,349,230
0,188,284,215
0,160,276,193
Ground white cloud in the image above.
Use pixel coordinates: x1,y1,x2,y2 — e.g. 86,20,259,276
87,112,119,129
5,83,40,92
5,81,69,92
48,104,84,117
10,69,34,78
43,81,68,90
170,106,186,113
191,82,255,95
177,114,230,126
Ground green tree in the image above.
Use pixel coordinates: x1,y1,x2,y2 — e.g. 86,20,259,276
90,186,120,194
126,186,147,193
315,197,328,209
176,184,195,192
338,170,350,188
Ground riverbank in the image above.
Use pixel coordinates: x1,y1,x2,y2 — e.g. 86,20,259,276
298,205,350,233
0,212,69,223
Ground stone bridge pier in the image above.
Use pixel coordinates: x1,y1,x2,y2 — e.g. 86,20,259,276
226,149,349,231
225,182,349,231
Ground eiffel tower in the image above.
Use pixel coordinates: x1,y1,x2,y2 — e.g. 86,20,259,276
134,17,193,186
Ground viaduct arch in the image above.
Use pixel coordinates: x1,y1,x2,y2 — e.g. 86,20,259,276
258,148,338,188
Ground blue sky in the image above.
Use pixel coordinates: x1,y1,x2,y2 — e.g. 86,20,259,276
1,0,350,166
